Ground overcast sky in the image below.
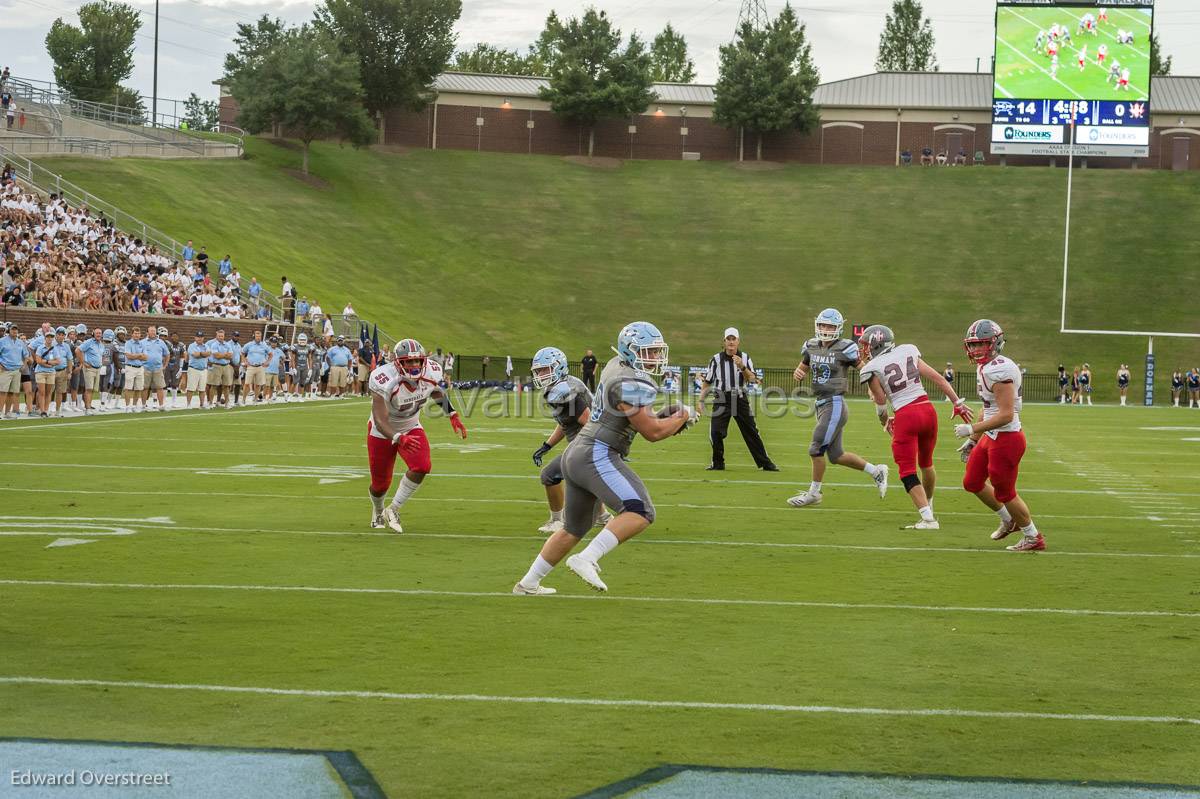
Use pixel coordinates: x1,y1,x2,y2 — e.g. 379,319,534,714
1,0,1197,104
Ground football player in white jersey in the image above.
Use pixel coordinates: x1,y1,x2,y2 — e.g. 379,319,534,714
954,320,1045,552
366,339,468,532
857,325,972,530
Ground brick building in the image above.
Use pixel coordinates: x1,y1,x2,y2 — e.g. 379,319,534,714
219,70,1200,169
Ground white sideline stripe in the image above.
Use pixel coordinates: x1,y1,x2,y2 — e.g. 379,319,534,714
0,400,358,431
1,676,1195,726
100,523,1200,560
0,485,1184,522
3,579,1197,619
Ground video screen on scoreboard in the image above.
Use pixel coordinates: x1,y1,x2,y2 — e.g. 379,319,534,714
992,1,1154,146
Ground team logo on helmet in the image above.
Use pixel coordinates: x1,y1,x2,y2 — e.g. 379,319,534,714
531,346,569,390
393,338,427,378
857,324,895,362
814,308,845,343
614,321,668,376
963,319,1005,365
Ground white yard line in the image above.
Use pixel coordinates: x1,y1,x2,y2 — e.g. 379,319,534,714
997,33,1085,100
2,578,1197,620
1,675,1195,726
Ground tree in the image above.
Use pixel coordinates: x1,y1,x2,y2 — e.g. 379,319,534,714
182,92,220,131
315,0,460,142
650,23,696,83
231,26,377,175
44,1,141,103
529,11,566,75
713,5,820,161
1150,31,1172,77
223,15,286,83
537,9,655,158
112,86,146,122
451,43,538,75
875,0,938,72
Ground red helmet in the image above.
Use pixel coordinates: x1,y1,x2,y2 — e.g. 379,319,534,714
963,319,1005,365
393,338,427,377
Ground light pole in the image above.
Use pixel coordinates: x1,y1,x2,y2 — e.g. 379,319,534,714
152,0,159,127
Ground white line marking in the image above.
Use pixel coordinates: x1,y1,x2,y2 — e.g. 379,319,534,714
0,676,1195,726
46,538,96,548
997,33,1085,99
3,579,1197,619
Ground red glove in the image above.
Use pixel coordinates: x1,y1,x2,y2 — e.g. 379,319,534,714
884,417,895,437
399,433,422,456
449,412,467,439
951,400,974,423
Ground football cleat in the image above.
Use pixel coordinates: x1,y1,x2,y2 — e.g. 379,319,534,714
382,506,404,534
787,490,823,508
512,582,557,596
873,464,889,498
990,519,1019,540
566,554,607,592
370,512,386,529
904,519,940,530
593,509,612,528
537,519,564,535
1007,533,1046,552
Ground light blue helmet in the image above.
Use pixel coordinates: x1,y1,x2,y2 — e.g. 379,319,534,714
814,308,845,342
75,323,87,334
102,328,114,342
614,321,668,375
531,346,569,389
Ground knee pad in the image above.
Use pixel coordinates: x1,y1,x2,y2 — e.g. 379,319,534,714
963,475,985,494
540,475,563,487
622,499,655,523
826,445,843,462
901,473,921,493
808,443,826,458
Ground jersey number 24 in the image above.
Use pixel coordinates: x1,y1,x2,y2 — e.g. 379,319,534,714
883,357,920,393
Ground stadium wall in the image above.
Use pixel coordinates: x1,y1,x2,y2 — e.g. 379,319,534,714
1,307,294,342
219,93,1200,170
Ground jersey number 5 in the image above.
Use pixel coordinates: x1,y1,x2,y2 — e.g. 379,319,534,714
883,357,920,393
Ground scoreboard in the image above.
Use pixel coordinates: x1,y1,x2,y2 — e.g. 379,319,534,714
992,0,1154,153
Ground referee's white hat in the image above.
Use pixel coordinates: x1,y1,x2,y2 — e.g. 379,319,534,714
723,327,739,339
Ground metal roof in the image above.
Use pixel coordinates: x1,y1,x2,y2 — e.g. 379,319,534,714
436,71,1200,113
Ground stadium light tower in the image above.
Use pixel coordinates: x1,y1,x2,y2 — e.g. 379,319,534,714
735,0,769,33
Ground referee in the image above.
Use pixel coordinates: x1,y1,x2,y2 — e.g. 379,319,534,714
699,328,778,472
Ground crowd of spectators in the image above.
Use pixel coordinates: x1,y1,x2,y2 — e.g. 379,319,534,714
0,319,387,418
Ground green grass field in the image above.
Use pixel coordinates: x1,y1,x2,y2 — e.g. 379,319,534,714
995,6,1152,101
2,395,1199,796
38,139,1200,384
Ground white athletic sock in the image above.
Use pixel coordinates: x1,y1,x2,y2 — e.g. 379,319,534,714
809,481,822,494
370,493,385,515
997,506,1013,526
1021,521,1040,538
390,476,420,510
520,555,555,588
918,504,935,522
579,528,620,563
864,462,881,478
550,508,564,522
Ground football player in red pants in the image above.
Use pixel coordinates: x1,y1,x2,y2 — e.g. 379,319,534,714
366,339,467,533
955,320,1045,552
857,325,972,530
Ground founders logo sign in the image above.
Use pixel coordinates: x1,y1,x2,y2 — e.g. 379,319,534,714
992,124,1064,144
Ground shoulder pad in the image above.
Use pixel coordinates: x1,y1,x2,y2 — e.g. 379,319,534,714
803,337,820,349
620,377,658,407
545,380,575,403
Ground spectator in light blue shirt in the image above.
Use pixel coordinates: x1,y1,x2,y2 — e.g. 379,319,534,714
78,328,105,415
0,322,28,418
185,331,210,409
122,327,149,413
218,255,232,278
143,325,171,412
206,329,235,408
264,336,284,402
296,296,310,321
182,240,195,265
241,330,270,403
325,336,353,398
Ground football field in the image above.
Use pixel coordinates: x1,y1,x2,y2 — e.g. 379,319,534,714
2,395,1199,797
995,6,1152,101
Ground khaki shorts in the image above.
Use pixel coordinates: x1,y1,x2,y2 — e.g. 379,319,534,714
83,365,102,391
124,366,146,391
147,369,166,390
267,373,280,389
328,365,348,388
208,363,232,387
245,365,266,387
35,371,56,387
356,363,369,381
54,370,69,393
186,369,208,392
0,369,19,393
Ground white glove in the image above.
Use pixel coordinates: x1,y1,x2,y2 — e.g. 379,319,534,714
954,423,973,439
391,432,403,445
957,439,976,463
680,405,698,430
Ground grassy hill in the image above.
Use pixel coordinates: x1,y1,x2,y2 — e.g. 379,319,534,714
43,138,1200,388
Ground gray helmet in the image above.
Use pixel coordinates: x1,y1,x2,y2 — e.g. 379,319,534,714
964,319,1005,364
857,324,895,362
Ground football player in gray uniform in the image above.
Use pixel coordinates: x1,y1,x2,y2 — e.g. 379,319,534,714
788,308,889,507
529,346,605,534
514,322,698,595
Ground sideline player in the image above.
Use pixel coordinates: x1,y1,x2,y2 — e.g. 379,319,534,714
1118,67,1131,91
1077,44,1088,72
513,322,697,595
1117,364,1131,406
857,325,972,530
367,339,468,532
528,346,608,534
787,308,888,508
1097,43,1108,67
955,320,1045,552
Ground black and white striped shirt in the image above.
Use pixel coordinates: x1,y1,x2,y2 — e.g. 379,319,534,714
704,350,755,395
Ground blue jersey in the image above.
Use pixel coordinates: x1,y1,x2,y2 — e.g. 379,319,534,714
1189,372,1200,389
801,337,858,400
